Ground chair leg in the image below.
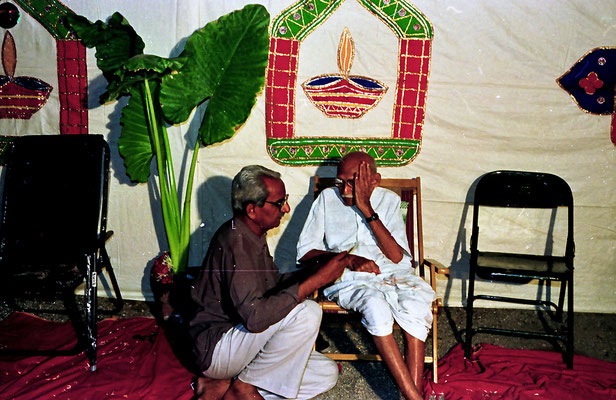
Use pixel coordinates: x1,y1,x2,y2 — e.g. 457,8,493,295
566,274,574,369
464,277,476,359
85,253,98,372
432,309,438,383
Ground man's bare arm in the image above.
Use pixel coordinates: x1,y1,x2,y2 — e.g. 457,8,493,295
299,249,381,274
296,252,350,301
354,162,404,263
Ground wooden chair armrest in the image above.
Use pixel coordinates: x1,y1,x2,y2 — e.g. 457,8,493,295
423,258,450,277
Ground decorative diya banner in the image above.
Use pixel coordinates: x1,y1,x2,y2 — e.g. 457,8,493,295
265,0,433,166
0,0,88,162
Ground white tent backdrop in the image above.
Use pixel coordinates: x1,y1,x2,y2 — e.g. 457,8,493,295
5,0,614,312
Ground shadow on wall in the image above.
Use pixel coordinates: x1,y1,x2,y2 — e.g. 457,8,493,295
192,175,233,266
439,174,478,343
105,95,134,187
274,164,337,273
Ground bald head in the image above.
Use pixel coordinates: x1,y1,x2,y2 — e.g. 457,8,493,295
336,151,380,206
337,151,377,176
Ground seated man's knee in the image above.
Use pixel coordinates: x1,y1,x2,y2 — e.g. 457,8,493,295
322,357,339,392
288,300,322,335
357,296,394,336
300,299,322,324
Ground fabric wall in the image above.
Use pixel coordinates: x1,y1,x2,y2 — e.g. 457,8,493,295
6,0,614,312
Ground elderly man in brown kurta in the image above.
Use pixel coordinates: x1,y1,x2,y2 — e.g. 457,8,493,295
189,165,350,400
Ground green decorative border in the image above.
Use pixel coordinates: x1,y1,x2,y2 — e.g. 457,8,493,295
267,137,419,166
15,0,75,39
360,0,432,38
271,0,432,40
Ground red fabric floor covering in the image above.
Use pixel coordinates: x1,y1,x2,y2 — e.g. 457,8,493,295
423,343,616,400
0,312,193,400
2,313,616,400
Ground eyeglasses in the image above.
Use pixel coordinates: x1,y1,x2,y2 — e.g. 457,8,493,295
333,177,355,189
264,194,289,210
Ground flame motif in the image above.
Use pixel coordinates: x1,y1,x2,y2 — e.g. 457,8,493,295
338,28,354,77
2,32,15,78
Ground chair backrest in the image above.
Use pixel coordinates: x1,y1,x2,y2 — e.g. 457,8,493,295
314,176,426,276
474,170,573,208
0,135,110,267
471,170,574,258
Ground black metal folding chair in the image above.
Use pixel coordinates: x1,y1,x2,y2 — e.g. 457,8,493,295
0,134,123,371
465,170,574,368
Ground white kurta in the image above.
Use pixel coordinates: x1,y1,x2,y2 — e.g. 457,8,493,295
297,187,436,340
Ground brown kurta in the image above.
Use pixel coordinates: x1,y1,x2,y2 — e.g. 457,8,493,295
189,218,300,371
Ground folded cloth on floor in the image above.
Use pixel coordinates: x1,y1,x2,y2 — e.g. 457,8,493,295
423,343,616,400
0,312,193,400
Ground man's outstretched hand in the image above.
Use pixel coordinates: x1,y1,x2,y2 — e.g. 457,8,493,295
318,251,351,284
347,254,381,274
297,251,350,300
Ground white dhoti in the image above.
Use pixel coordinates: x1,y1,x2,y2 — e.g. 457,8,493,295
203,300,338,399
325,267,436,339
297,186,436,341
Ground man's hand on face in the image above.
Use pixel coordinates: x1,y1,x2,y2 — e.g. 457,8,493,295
347,254,381,274
353,161,378,216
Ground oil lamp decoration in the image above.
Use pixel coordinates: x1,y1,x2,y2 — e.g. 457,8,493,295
557,47,616,146
302,27,388,119
0,2,52,119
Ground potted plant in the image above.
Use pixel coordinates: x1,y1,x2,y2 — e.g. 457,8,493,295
66,5,270,317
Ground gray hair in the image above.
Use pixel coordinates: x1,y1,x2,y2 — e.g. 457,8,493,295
232,165,281,215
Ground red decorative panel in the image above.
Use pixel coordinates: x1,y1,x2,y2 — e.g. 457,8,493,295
393,38,431,140
266,37,300,139
56,39,88,135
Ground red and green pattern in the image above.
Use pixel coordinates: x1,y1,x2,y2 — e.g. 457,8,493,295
268,137,419,166
6,0,87,133
0,0,88,162
266,0,433,166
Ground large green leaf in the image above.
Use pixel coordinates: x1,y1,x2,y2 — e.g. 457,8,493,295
118,83,157,183
160,4,269,146
104,54,185,103
65,12,145,103
115,56,185,182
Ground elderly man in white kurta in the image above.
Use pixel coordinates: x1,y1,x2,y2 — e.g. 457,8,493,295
297,152,435,400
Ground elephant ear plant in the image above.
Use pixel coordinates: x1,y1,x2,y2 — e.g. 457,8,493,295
66,5,270,276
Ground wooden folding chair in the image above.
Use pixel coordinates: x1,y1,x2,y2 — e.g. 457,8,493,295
312,176,448,382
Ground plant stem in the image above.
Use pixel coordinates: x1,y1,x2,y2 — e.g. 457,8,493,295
176,133,201,273
143,79,181,270
160,123,180,225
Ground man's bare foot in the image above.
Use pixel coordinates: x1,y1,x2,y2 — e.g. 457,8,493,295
192,376,231,400
222,378,264,400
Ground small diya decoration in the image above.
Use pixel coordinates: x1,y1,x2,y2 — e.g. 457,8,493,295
0,3,53,120
302,27,388,119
